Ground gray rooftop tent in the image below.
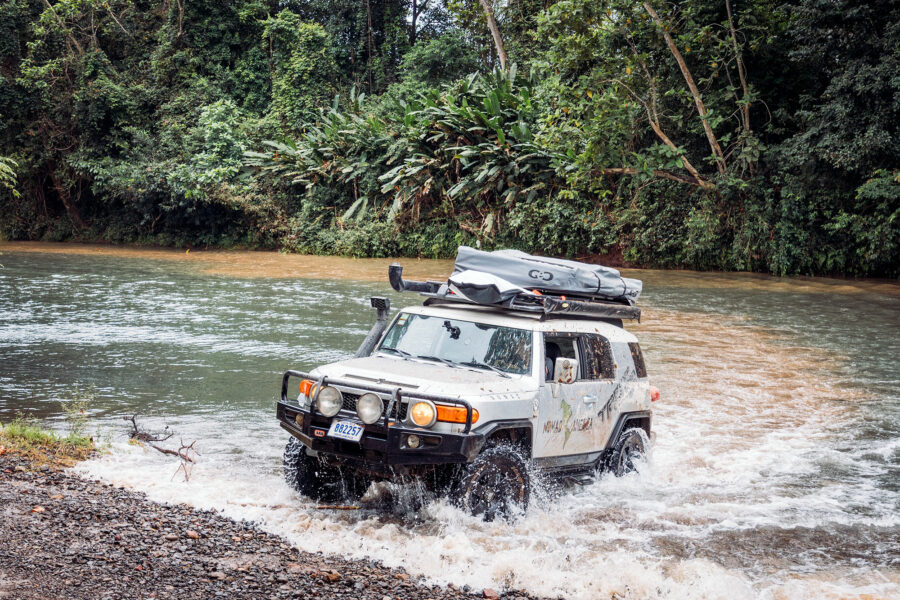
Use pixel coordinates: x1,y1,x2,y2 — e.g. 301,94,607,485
451,246,641,305
389,246,643,322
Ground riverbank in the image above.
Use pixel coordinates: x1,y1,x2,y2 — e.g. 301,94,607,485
0,451,532,600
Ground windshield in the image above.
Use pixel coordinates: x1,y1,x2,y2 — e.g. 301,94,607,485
378,313,532,376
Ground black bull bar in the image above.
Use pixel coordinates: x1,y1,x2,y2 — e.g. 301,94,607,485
280,370,476,433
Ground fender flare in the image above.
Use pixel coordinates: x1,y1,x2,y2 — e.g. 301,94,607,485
605,411,652,451
471,419,534,458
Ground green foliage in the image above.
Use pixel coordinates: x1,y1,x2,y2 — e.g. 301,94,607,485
1,414,93,450
265,13,338,129
0,0,896,276
0,156,19,198
60,385,95,440
399,31,482,87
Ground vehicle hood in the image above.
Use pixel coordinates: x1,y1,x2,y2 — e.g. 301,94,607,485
311,355,537,397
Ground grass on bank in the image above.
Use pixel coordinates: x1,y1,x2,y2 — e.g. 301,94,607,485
0,416,95,468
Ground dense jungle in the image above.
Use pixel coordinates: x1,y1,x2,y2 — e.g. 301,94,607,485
0,0,897,276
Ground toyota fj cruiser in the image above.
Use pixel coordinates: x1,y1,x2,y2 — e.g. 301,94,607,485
276,252,655,520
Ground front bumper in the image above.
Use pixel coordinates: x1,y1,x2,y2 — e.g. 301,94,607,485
276,401,485,471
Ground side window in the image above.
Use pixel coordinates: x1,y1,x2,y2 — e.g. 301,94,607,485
544,335,578,381
580,334,615,379
628,342,648,378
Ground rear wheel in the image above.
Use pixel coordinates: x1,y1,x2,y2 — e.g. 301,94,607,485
282,438,370,502
451,444,530,521
607,428,649,476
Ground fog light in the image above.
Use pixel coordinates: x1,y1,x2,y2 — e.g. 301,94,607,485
407,434,421,449
316,386,343,417
409,400,437,428
356,393,384,425
294,413,304,428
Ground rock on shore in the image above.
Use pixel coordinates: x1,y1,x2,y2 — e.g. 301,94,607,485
0,453,538,600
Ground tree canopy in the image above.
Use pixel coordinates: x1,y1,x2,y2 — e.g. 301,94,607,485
1,0,897,276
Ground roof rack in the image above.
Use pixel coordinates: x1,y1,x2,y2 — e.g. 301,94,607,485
388,264,641,322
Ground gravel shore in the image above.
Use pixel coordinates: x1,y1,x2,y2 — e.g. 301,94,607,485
0,453,537,600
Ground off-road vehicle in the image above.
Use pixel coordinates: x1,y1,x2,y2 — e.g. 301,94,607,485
276,247,656,519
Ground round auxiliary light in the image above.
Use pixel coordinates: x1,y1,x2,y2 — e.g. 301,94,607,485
316,386,343,417
356,393,384,425
409,400,437,428
407,434,421,449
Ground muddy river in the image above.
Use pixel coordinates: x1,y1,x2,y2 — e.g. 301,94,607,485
1,242,897,599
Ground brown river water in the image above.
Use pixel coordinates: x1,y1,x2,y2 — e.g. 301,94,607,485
1,242,898,599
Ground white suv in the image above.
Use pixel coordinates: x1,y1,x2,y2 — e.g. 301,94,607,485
276,264,654,520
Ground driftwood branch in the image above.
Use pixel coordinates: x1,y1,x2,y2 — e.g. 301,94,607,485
124,414,173,443
124,415,198,481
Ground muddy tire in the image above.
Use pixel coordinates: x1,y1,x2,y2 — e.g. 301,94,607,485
451,444,530,521
282,438,369,502
607,428,649,476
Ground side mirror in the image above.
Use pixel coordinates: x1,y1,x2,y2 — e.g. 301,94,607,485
553,357,577,384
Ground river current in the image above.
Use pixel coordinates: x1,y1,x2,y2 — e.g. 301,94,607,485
1,242,897,599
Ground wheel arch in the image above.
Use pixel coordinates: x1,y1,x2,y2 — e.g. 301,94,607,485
605,411,652,450
475,419,533,458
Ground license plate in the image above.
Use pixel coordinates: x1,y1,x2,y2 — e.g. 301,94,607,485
327,419,364,442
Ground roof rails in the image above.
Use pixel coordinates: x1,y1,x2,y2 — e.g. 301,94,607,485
388,264,641,322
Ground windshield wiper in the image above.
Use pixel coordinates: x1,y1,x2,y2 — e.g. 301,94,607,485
461,360,511,378
414,354,462,369
381,347,412,360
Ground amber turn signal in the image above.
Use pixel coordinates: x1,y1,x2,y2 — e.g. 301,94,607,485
298,379,317,397
436,405,479,425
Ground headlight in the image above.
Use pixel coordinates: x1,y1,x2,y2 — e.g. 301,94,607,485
409,400,436,428
316,386,343,417
356,393,384,425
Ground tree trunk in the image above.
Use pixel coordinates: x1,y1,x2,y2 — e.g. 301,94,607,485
479,0,507,71
642,2,727,175
49,170,86,228
410,0,427,46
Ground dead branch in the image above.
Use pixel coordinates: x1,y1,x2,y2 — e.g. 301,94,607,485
172,439,198,481
149,438,196,463
124,414,173,443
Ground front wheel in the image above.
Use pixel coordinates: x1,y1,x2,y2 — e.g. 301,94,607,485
451,444,530,521
607,428,649,476
282,438,370,502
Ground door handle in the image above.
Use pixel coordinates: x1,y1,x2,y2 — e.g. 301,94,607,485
583,394,597,404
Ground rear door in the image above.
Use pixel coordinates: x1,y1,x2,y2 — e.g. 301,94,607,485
579,334,622,449
533,333,599,458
